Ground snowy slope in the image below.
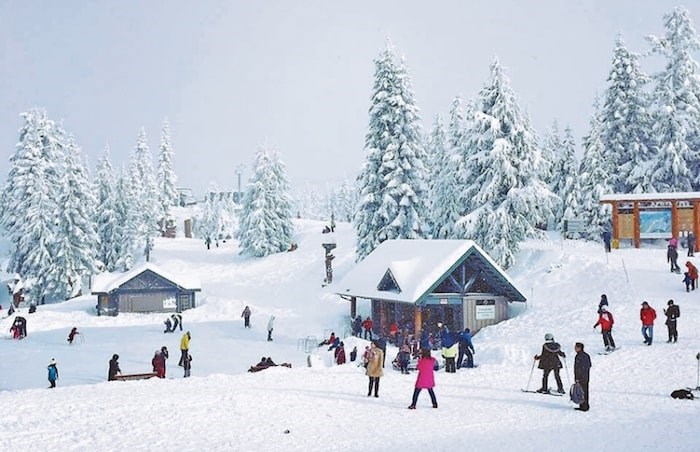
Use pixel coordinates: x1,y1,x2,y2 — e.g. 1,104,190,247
1,223,698,451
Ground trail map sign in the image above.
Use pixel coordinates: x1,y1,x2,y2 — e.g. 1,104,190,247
565,219,586,233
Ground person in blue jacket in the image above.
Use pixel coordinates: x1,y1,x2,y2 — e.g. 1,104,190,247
419,327,430,350
457,328,475,369
47,358,59,388
440,326,458,373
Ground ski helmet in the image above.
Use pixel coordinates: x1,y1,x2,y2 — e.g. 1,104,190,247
544,333,554,342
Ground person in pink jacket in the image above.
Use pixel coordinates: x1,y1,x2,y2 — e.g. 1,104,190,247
408,348,438,409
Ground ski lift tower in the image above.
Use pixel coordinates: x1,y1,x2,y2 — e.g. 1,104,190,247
322,240,337,286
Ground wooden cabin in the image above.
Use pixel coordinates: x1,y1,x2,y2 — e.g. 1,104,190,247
91,263,201,316
336,240,526,336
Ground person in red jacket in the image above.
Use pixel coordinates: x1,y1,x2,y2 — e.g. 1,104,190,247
362,317,373,340
408,348,438,409
593,306,616,352
685,261,698,290
640,301,657,345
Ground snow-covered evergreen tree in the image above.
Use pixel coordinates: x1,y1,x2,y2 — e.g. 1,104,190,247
1,109,63,302
579,97,613,239
95,146,122,271
601,35,654,193
453,58,556,268
555,126,581,237
115,169,136,271
129,128,160,250
541,120,562,186
48,135,99,299
427,114,460,238
354,42,428,261
236,148,295,257
157,119,179,226
647,7,700,190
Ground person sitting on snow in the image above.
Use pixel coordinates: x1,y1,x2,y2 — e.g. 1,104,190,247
318,332,336,347
327,336,341,351
163,318,173,333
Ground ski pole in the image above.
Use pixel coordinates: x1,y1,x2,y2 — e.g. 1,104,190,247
696,352,700,391
525,359,536,391
563,358,571,389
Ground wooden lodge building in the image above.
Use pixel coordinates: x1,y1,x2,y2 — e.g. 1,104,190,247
600,192,700,248
92,263,201,316
335,240,526,336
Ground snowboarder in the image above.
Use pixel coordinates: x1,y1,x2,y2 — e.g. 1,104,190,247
366,341,383,397
179,331,191,366
47,358,59,388
108,354,121,381
602,230,612,253
241,306,251,328
668,244,680,273
457,328,475,369
664,300,680,343
152,349,166,378
687,232,696,257
362,317,373,340
573,342,591,411
534,333,566,394
685,261,698,290
67,327,80,344
170,313,183,331
267,315,275,341
640,301,656,345
597,294,609,314
183,352,192,378
408,348,438,409
593,306,616,352
335,341,346,365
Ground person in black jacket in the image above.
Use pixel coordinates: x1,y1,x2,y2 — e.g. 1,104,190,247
108,354,121,381
573,342,592,411
664,299,680,343
534,333,566,394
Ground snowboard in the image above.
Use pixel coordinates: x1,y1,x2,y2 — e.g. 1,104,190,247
598,346,622,355
521,389,564,397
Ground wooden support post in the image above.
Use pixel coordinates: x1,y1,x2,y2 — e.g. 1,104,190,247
633,202,641,248
694,201,700,253
414,306,422,335
350,297,356,319
611,203,619,241
672,201,679,241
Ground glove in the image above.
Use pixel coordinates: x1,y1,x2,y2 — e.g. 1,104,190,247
533,354,538,360
561,353,566,358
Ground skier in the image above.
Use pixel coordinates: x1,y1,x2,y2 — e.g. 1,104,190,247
108,354,121,381
179,331,191,366
170,313,183,331
534,333,566,394
152,350,166,378
687,232,696,257
241,305,251,328
362,317,373,340
408,348,438,409
663,299,680,343
597,294,609,314
457,328,475,369
67,327,79,344
335,341,346,365
267,315,275,341
47,358,59,389
667,244,680,273
640,301,656,346
593,306,616,352
573,342,591,411
366,341,383,397
685,261,698,290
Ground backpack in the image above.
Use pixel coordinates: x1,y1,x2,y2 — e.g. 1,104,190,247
670,389,694,400
570,382,585,404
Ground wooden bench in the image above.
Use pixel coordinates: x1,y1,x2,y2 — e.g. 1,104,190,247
114,372,158,381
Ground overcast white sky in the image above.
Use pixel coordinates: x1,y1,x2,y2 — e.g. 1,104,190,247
1,1,699,196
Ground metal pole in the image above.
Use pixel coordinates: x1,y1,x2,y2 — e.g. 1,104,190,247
525,359,536,391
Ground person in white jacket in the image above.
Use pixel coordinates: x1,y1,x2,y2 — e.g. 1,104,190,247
267,315,275,342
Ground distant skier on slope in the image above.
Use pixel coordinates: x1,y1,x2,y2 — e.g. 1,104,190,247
593,306,616,352
47,358,59,389
534,333,566,394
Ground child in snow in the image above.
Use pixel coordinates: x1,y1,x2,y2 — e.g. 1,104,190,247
396,345,411,374
361,346,371,368
683,272,693,292
534,333,566,394
67,327,79,344
108,354,121,381
408,348,438,409
597,294,609,314
335,342,346,365
593,306,616,352
47,358,59,388
163,318,173,333
685,261,698,289
183,352,192,378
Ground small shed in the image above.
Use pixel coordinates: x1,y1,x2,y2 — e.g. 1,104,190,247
91,263,201,316
335,240,526,335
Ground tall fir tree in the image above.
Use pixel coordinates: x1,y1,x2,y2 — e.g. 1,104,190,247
129,128,160,251
579,97,613,239
236,148,295,257
647,7,700,190
354,42,428,261
601,35,654,193
555,126,581,237
541,120,562,186
49,135,99,299
115,168,136,271
427,114,460,239
157,119,179,225
95,146,123,271
454,58,556,268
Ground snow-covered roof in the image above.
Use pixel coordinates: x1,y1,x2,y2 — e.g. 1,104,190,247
335,239,524,303
600,192,700,202
91,262,201,294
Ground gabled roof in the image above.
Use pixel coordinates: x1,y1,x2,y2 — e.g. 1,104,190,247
600,192,700,202
91,262,201,294
336,239,525,304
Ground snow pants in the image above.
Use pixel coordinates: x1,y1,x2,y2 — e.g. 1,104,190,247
541,368,563,391
667,320,678,342
410,387,437,408
601,329,616,349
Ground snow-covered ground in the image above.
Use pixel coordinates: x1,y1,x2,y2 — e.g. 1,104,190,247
1,221,698,451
